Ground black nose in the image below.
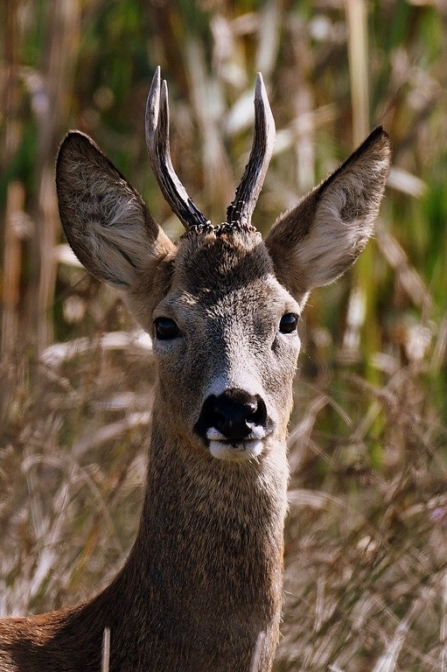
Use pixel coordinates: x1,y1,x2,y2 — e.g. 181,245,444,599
195,388,269,442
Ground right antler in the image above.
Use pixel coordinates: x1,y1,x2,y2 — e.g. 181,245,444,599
145,67,210,231
226,74,276,227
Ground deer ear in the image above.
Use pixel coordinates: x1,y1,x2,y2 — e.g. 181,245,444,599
56,131,175,289
265,127,391,304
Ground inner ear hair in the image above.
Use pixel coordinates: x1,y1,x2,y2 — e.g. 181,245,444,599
265,127,391,297
56,131,174,289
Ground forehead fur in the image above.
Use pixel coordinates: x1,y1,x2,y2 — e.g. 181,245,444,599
128,226,280,331
173,227,275,296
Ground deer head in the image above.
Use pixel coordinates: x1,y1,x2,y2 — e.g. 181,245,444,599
56,67,390,467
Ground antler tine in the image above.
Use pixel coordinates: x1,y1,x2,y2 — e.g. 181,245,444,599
226,73,276,227
145,67,210,231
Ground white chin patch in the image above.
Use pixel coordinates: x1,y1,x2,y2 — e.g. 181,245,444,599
209,439,264,462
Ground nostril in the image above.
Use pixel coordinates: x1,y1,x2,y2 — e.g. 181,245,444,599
194,388,269,442
251,396,267,427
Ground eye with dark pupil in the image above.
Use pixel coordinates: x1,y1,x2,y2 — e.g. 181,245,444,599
279,313,298,334
154,317,180,340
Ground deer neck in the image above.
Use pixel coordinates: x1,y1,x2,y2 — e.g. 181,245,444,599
113,405,289,661
1,394,290,672
135,410,287,584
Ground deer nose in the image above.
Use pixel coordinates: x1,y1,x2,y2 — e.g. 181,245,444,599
195,388,269,442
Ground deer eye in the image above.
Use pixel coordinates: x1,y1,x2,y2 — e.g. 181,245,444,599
154,317,180,340
279,313,299,334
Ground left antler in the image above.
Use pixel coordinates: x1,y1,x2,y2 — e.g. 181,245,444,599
145,67,210,231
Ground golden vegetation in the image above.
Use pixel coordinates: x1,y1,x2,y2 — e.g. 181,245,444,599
1,1,446,670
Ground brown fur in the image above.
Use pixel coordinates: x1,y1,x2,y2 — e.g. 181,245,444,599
0,123,390,671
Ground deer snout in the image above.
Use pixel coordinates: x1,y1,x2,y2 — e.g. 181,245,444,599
207,389,267,440
194,388,274,458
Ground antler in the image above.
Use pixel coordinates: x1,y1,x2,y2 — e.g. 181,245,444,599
145,67,210,230
226,73,276,227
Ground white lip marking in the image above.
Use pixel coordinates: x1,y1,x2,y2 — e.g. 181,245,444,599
206,424,267,442
209,439,264,462
206,427,227,441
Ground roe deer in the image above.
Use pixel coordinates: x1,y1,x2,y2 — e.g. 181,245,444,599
0,68,390,672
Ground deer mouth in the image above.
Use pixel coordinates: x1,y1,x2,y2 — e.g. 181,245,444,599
194,388,275,461
205,425,272,461
208,439,264,461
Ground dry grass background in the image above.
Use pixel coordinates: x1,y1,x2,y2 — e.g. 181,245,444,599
1,1,447,670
